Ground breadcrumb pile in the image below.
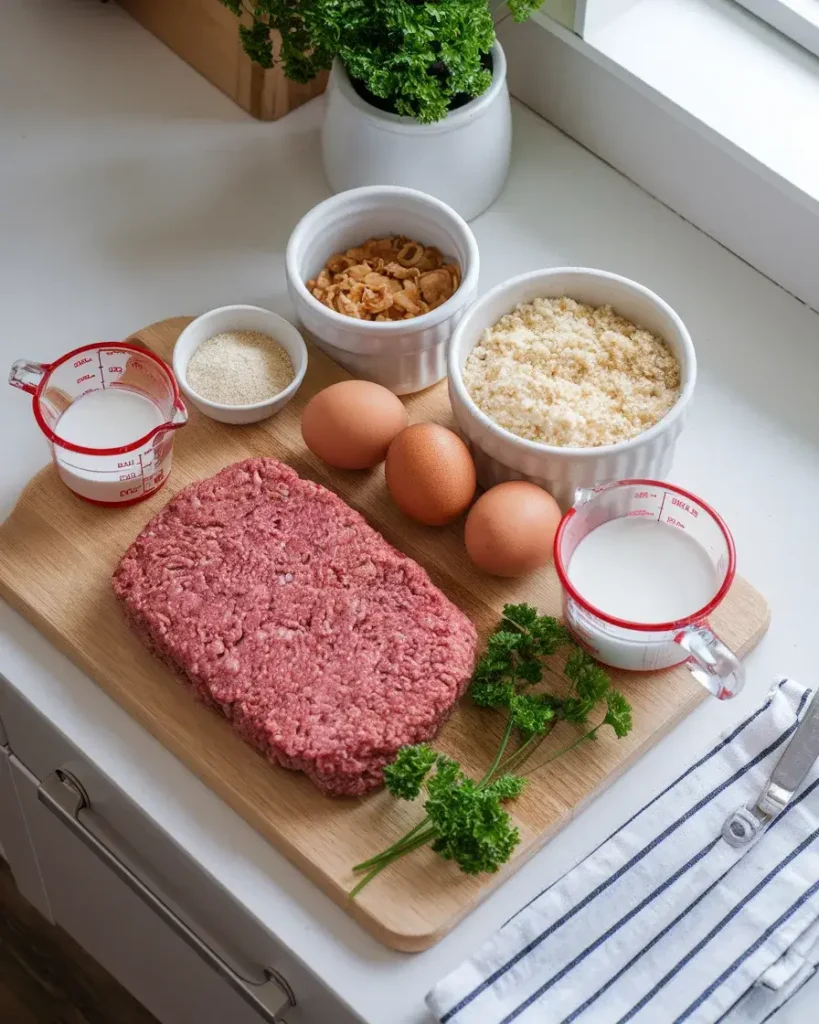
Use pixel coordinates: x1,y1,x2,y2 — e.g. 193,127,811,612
463,296,681,448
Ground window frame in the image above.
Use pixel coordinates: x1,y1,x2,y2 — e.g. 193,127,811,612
733,0,819,58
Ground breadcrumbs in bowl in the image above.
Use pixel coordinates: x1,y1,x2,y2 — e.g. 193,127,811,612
448,268,696,510
186,330,294,407
173,305,308,426
463,296,681,449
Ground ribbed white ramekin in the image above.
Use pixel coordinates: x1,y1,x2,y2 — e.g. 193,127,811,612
448,268,696,510
286,186,479,395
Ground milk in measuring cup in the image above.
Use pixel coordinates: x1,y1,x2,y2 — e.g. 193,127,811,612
54,389,165,503
567,517,718,623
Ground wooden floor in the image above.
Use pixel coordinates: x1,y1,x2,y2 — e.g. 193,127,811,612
0,857,158,1024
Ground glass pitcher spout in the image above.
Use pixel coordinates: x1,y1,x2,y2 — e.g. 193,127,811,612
170,398,188,427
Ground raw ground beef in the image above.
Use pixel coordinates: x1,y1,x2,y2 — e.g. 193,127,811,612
113,458,477,797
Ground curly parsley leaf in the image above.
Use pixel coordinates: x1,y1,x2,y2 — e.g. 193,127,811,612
565,648,611,702
515,658,543,686
500,603,539,631
486,774,527,801
507,0,544,22
604,689,633,738
427,775,521,875
383,744,437,801
238,20,274,69
509,693,556,735
488,630,525,654
471,678,515,709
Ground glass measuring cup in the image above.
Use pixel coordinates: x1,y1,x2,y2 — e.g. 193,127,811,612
9,342,187,507
554,479,744,699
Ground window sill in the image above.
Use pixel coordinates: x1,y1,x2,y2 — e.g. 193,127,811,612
498,0,819,311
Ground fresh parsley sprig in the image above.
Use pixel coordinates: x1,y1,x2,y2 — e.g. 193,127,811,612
350,604,632,896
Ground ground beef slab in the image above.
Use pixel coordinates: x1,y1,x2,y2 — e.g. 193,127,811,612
112,458,477,797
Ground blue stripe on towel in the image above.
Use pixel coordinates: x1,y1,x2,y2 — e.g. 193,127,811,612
504,820,819,1024
674,875,819,1023
758,971,815,1024
565,774,819,1024
441,698,807,1024
506,682,790,926
675,876,818,1019
617,825,819,1023
602,680,790,845
493,838,723,1024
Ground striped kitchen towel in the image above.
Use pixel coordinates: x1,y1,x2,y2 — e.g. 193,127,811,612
427,679,819,1024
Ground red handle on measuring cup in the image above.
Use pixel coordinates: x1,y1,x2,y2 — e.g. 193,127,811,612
9,359,51,395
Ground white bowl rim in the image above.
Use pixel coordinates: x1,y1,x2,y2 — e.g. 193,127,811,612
285,185,480,333
173,304,308,412
447,266,697,459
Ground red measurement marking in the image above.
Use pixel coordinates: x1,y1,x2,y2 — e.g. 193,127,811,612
73,357,93,369
76,373,94,384
633,490,650,499
120,484,142,497
108,365,123,374
671,497,699,518
627,509,655,517
117,459,135,469
119,471,139,482
570,628,601,656
666,517,686,529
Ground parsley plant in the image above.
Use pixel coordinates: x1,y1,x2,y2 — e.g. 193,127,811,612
220,0,547,124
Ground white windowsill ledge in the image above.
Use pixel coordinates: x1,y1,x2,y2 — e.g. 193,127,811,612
498,0,819,311
587,0,819,204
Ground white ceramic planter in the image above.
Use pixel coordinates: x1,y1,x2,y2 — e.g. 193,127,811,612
321,42,512,222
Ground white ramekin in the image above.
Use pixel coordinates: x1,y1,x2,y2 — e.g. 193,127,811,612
448,268,697,510
173,305,308,425
285,185,479,395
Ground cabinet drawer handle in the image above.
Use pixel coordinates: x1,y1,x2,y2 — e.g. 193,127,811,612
38,769,295,1023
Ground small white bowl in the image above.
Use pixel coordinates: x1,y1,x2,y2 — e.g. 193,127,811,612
448,267,697,510
285,185,479,395
173,305,308,425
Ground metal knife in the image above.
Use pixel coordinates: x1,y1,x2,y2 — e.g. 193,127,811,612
723,687,819,847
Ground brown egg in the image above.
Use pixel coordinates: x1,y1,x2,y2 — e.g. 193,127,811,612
465,481,562,577
385,424,476,525
301,380,408,470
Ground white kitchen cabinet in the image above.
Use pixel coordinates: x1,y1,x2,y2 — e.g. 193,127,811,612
0,722,52,921
0,679,361,1024
11,754,294,1024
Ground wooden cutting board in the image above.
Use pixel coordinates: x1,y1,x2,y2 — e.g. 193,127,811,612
0,317,771,952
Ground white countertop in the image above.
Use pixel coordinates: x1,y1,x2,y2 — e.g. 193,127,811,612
2,2,819,1022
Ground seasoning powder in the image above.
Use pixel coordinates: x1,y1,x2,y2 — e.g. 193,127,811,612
187,331,294,406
